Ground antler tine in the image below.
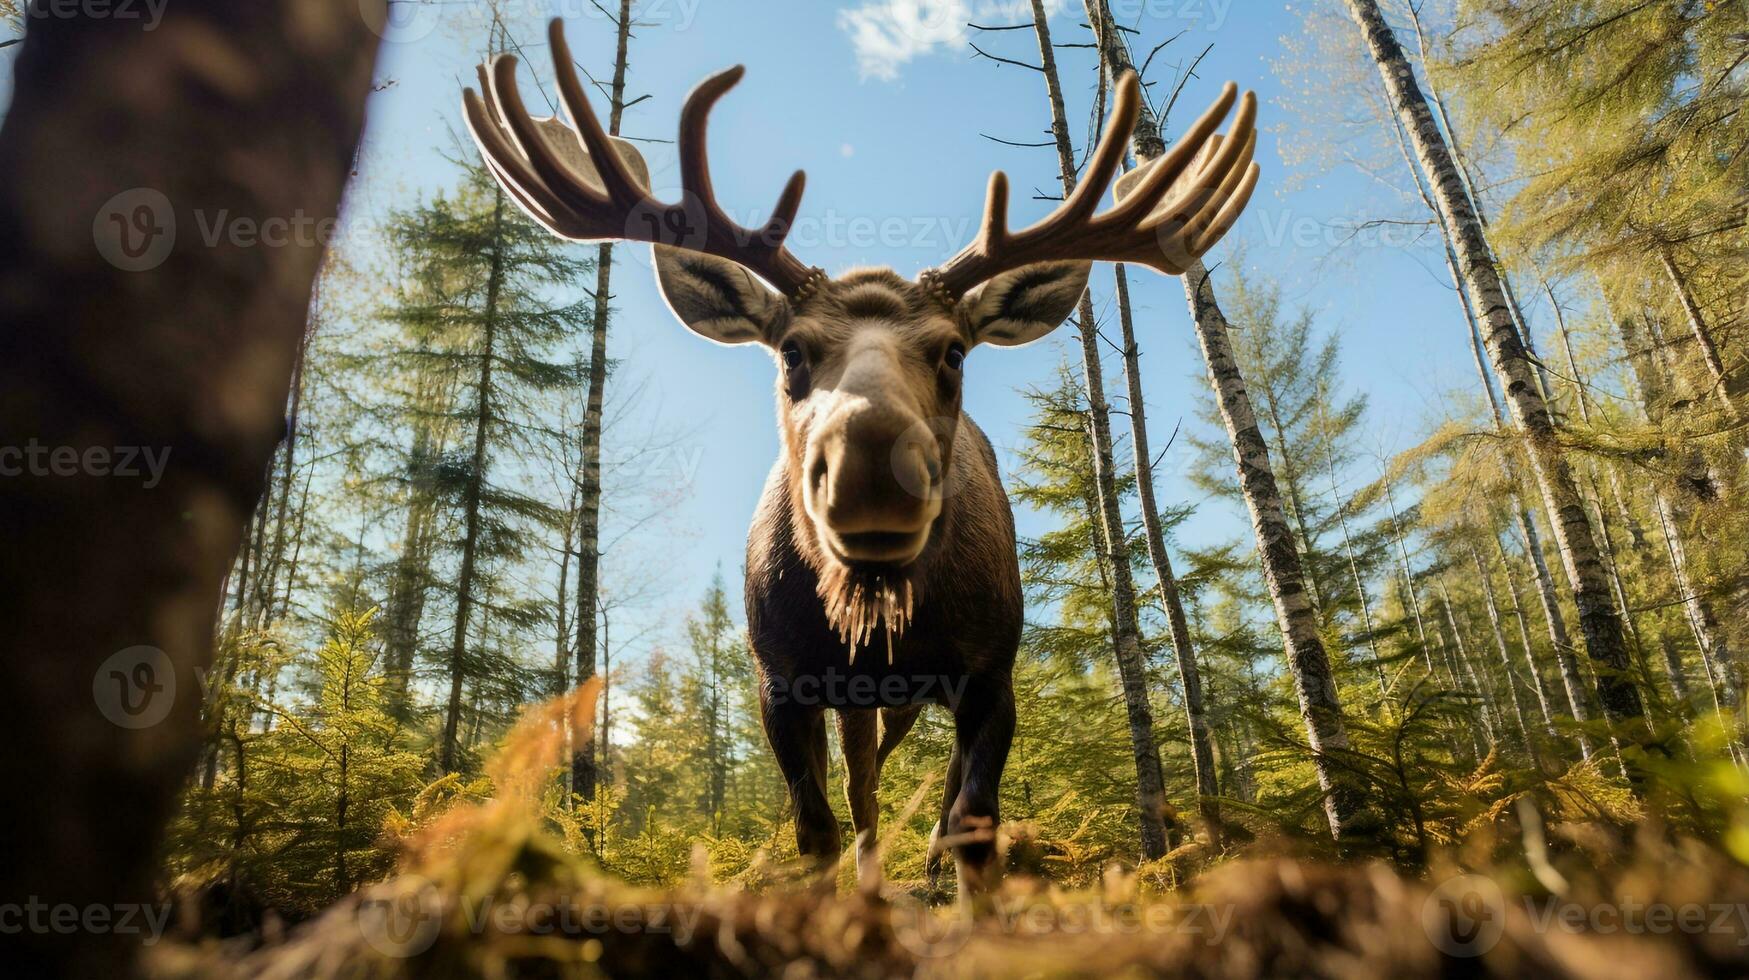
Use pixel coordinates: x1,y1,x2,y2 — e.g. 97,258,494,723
1056,72,1142,223
459,18,822,297
980,171,1012,250
1193,161,1260,256
546,20,644,207
1112,82,1240,224
925,77,1258,297
676,65,814,289
462,79,574,230
487,54,606,216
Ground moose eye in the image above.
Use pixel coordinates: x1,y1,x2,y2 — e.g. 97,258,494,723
781,342,805,371
944,344,966,371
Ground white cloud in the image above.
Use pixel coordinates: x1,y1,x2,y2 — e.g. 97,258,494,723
837,0,1061,82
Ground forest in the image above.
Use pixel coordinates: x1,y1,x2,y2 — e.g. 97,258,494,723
0,0,1746,977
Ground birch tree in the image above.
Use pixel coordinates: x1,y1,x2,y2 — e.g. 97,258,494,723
1083,0,1368,839
1023,0,1170,860
1338,0,1648,748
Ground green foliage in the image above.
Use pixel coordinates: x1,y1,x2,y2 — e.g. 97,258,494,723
167,608,424,921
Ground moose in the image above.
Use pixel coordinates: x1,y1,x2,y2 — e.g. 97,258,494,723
464,19,1258,895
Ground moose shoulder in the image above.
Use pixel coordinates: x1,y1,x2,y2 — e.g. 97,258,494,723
464,17,1259,896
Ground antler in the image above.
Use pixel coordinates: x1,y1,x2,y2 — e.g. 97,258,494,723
922,73,1260,301
461,19,822,296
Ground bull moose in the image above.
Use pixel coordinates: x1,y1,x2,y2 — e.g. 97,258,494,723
463,19,1258,895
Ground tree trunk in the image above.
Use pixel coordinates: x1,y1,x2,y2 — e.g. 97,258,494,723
1656,494,1736,713
1386,74,1596,758
572,0,635,806
1379,466,1435,673
440,189,507,773
1658,245,1738,415
1320,401,1388,695
1437,586,1499,748
1472,546,1542,758
1030,0,1169,859
1184,262,1366,838
1085,0,1365,841
0,5,379,975
1341,0,1646,744
256,313,315,627
1113,263,1223,842
1493,535,1559,735
1614,306,1740,714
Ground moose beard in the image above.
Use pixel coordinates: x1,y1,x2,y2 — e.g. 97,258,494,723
815,561,918,666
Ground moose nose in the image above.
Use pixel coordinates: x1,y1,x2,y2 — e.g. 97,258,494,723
808,408,941,563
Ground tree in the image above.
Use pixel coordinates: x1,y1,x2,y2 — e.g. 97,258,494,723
1083,0,1369,841
0,4,381,974
1022,0,1170,860
569,0,638,807
383,158,592,773
1337,0,1649,753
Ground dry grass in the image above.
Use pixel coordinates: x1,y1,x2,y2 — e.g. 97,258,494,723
143,686,1749,979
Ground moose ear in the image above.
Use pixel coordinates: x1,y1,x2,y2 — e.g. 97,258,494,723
957,260,1092,347
653,245,787,346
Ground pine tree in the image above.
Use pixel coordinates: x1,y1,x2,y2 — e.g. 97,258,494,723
382,158,592,773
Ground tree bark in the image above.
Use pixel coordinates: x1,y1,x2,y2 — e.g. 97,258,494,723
1437,586,1499,748
1185,262,1366,838
1341,0,1646,743
1493,535,1558,735
571,0,634,807
0,4,379,975
1112,263,1222,842
1029,0,1169,859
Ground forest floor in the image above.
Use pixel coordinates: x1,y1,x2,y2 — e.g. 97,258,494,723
140,832,1749,979
141,691,1749,979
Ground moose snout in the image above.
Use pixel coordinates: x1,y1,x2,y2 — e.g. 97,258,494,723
806,406,942,565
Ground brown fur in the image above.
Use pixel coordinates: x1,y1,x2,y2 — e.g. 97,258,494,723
744,269,1026,890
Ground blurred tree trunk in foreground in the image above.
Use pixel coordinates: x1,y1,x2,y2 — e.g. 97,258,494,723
0,4,381,975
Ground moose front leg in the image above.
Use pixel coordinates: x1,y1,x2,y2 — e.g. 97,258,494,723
837,709,881,891
758,687,840,867
946,676,1015,898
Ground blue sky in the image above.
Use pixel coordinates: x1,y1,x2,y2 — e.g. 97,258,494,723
350,0,1491,653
